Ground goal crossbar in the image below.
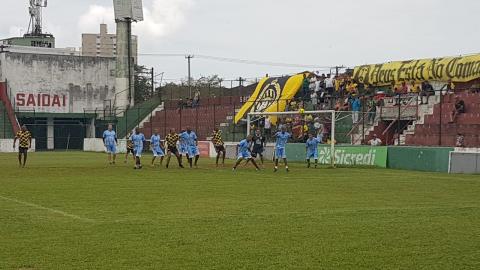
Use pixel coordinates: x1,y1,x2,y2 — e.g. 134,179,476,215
246,110,336,167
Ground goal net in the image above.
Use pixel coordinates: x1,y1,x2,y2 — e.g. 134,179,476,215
246,110,336,167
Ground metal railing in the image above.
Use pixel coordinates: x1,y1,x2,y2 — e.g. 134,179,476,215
9,85,480,148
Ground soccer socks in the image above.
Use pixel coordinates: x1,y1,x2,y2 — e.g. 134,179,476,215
194,156,199,167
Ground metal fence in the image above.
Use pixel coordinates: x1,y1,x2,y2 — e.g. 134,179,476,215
5,85,480,149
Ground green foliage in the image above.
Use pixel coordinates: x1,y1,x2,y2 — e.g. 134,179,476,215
1,152,480,269
134,65,154,104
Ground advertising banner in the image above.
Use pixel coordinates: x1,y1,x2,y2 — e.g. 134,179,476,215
353,54,480,86
286,144,388,167
197,141,211,158
318,146,387,167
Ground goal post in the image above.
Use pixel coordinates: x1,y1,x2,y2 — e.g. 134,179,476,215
246,110,336,167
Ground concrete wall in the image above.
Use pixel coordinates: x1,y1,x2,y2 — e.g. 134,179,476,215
224,142,276,160
449,152,480,174
84,139,275,159
387,146,453,173
84,138,127,153
0,52,116,113
0,139,36,153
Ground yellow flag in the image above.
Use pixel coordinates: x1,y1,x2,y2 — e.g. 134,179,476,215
234,73,307,124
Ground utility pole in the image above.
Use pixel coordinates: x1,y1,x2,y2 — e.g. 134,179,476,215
236,77,245,87
335,66,345,76
236,77,245,97
186,55,194,98
151,67,154,97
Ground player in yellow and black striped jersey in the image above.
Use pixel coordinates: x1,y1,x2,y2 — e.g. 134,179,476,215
13,125,33,167
212,127,226,167
164,128,184,168
124,132,135,163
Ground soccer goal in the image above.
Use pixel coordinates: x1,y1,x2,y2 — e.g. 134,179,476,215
246,110,337,167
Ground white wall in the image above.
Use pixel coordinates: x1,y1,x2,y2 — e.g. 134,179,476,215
84,138,129,153
0,52,116,113
84,139,274,159
0,139,36,153
220,142,276,160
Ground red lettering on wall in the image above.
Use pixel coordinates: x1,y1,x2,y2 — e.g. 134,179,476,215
52,95,61,107
26,94,36,106
16,93,26,106
41,94,51,107
16,93,68,108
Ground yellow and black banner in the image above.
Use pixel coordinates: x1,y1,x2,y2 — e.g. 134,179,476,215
353,54,480,86
234,73,307,124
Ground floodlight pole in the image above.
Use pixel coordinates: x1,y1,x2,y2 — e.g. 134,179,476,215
127,17,133,107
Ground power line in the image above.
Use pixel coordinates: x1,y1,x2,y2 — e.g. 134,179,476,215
138,53,335,69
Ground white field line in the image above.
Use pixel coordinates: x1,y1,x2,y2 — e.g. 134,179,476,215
0,195,95,223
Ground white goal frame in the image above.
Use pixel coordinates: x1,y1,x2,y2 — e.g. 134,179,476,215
247,110,336,167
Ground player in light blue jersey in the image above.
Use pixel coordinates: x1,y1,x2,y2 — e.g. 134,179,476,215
274,126,291,172
305,133,322,168
150,129,165,167
180,127,200,168
103,124,118,165
131,127,146,169
178,130,188,158
233,135,260,171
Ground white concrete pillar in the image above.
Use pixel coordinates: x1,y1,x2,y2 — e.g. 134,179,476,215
86,118,96,138
115,20,134,110
47,117,54,150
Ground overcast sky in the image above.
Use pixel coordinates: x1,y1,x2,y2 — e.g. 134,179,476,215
1,0,480,85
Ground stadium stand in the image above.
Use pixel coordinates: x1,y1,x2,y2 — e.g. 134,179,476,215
139,96,246,140
114,96,163,138
406,91,480,147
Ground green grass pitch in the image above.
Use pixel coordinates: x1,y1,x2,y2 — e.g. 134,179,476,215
1,152,480,269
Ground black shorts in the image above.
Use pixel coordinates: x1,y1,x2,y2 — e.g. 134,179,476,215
215,145,226,153
126,148,134,154
168,146,179,155
251,147,264,157
19,147,28,154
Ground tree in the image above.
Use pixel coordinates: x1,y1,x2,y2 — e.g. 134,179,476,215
195,75,223,88
134,65,153,103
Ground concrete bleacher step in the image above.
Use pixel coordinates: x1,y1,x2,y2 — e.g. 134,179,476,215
350,119,379,145
138,100,242,140
400,91,480,147
138,103,165,129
